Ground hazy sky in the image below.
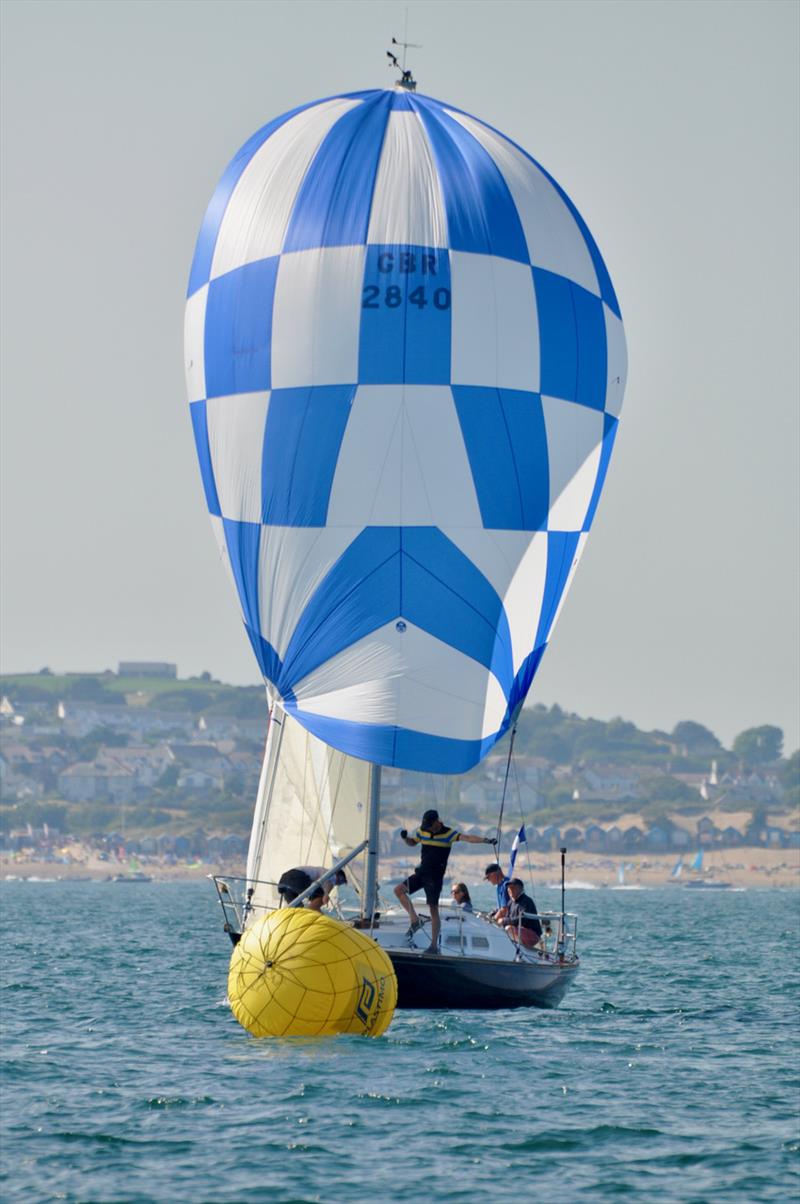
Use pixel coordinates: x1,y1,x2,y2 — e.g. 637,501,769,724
1,0,798,751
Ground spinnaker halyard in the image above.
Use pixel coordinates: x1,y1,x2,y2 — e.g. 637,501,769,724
185,74,626,1027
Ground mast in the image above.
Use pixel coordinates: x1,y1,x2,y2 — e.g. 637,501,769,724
363,764,381,919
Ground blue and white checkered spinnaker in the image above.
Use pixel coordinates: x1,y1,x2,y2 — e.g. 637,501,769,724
185,88,626,774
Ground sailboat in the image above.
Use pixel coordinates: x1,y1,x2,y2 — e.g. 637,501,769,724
612,860,642,890
214,704,579,1008
683,848,731,889
186,66,627,1011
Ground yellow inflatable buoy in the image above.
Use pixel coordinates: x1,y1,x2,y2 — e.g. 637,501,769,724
228,909,397,1038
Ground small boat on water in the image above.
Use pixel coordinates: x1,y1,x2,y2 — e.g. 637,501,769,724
611,862,643,890
682,850,732,890
110,871,152,883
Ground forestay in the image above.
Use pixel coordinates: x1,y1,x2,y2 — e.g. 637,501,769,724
186,88,627,774
246,705,371,911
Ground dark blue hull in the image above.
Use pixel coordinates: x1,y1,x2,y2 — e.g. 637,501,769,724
389,949,578,1009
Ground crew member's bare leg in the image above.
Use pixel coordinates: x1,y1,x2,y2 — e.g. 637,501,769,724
394,882,418,926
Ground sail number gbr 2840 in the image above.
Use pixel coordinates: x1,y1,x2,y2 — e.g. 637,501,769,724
362,250,451,311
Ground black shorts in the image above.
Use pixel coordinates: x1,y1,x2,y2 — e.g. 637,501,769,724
403,871,444,906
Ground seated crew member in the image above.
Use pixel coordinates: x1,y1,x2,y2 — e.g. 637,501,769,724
304,886,327,912
451,882,474,912
277,866,347,905
394,809,496,954
502,878,543,948
484,862,511,919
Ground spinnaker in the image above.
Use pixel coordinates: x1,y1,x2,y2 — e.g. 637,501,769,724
186,87,626,776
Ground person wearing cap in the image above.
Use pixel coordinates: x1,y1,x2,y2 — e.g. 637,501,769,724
484,862,511,918
394,809,496,953
277,866,347,906
502,878,542,948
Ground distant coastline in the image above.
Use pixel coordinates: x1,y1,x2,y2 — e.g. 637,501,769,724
2,845,797,890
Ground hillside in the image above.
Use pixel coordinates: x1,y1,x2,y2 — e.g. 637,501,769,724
1,670,797,848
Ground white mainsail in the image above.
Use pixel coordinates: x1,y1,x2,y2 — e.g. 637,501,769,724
246,703,371,915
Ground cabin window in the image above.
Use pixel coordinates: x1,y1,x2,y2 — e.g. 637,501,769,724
471,936,490,948
444,935,463,947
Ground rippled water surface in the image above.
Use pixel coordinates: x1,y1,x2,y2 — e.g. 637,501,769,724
2,882,798,1202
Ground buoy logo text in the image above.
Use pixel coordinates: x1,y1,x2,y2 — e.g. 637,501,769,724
356,976,376,1025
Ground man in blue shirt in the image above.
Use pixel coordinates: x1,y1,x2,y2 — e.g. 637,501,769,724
395,809,496,953
484,862,510,917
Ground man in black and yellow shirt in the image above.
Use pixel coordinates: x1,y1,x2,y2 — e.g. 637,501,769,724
394,808,496,954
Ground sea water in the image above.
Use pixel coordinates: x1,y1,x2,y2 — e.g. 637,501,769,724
1,881,798,1202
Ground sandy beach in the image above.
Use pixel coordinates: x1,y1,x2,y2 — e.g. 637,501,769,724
442,847,799,890
436,847,800,890
3,845,798,889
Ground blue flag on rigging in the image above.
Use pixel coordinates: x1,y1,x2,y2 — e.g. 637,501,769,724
508,825,526,876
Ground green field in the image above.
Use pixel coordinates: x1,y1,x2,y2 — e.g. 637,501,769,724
0,672,268,718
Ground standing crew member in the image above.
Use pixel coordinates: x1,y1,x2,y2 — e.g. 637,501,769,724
394,809,496,953
484,862,511,919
